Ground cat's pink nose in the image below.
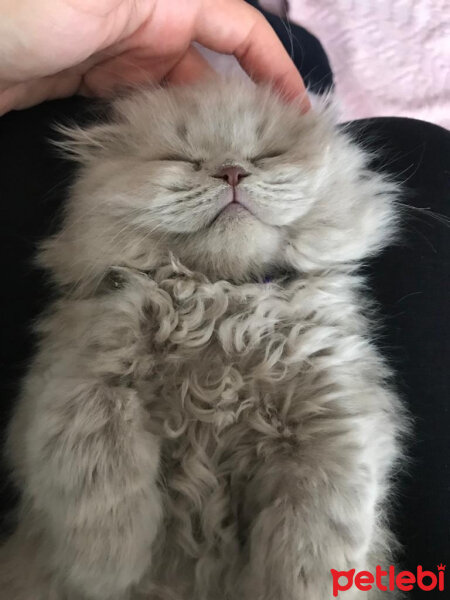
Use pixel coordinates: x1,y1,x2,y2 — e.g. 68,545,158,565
214,165,249,186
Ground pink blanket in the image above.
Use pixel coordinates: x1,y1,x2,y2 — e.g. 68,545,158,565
262,0,450,128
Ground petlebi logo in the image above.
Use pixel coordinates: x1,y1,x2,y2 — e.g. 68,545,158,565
331,564,445,596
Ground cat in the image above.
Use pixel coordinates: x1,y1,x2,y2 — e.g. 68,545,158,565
0,79,406,600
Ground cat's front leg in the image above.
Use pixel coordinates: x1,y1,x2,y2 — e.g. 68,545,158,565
9,371,162,600
236,390,399,600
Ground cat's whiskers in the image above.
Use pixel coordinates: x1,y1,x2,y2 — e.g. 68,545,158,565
397,203,450,228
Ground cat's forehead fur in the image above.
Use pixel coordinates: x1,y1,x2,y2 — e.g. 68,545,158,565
110,81,324,161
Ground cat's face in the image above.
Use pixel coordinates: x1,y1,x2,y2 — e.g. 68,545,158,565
47,80,396,287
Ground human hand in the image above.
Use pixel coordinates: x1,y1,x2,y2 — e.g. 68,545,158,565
0,0,310,115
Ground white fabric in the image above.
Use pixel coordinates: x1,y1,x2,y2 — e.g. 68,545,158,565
288,0,450,128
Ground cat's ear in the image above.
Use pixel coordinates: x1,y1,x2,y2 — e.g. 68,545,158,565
52,122,126,164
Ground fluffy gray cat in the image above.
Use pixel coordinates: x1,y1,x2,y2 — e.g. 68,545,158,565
1,80,406,599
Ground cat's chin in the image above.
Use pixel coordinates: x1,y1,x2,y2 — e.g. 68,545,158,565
167,217,284,282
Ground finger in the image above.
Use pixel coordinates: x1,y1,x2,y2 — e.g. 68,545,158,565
79,50,179,96
196,0,310,111
166,46,217,85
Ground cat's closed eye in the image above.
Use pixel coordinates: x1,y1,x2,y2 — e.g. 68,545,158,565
251,150,285,164
158,155,202,171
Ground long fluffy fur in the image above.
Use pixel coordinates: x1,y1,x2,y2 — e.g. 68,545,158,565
1,80,406,599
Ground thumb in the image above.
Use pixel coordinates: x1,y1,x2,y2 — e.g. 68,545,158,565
166,46,217,85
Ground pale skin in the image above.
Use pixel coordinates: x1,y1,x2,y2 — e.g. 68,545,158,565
0,0,310,115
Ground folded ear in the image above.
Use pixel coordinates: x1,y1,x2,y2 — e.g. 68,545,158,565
52,121,127,164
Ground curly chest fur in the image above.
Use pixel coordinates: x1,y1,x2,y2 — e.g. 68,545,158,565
92,263,367,434
65,263,378,531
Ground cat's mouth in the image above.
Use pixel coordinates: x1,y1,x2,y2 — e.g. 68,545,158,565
209,190,256,226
